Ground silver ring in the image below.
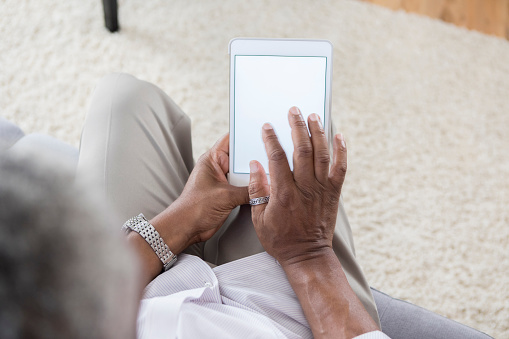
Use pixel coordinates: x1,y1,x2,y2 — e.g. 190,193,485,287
249,195,270,206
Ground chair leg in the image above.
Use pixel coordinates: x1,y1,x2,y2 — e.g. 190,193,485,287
102,0,119,32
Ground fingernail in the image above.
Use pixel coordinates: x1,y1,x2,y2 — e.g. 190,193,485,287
249,161,258,173
290,106,301,116
262,123,273,130
310,114,322,128
339,133,346,148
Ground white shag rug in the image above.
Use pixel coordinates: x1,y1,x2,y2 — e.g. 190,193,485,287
1,0,508,337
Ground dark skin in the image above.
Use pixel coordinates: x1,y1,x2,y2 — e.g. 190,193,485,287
127,106,379,338
127,134,249,287
248,107,379,338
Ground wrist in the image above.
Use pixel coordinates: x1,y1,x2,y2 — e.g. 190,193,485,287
280,246,379,337
278,245,335,269
124,207,191,285
150,200,196,255
126,231,164,286
280,246,339,284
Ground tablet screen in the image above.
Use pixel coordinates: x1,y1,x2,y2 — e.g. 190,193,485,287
233,55,327,174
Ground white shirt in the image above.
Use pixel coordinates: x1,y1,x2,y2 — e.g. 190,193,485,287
137,252,389,339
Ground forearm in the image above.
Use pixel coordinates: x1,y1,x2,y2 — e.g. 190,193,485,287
282,248,379,339
124,133,248,289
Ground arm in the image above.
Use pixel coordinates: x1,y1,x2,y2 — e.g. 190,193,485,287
127,134,249,287
248,107,378,338
283,249,378,338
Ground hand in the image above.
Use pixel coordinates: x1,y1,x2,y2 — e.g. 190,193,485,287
154,134,249,252
129,134,248,286
248,108,378,338
248,106,347,265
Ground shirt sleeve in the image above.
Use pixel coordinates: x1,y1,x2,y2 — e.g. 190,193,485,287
353,330,391,339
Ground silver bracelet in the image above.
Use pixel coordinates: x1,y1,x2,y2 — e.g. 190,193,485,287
122,213,177,271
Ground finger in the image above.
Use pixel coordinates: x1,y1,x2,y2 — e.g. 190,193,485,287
211,134,230,174
308,113,330,185
288,106,314,183
216,152,229,175
226,184,250,206
329,133,347,193
213,133,230,154
248,161,270,224
261,123,293,190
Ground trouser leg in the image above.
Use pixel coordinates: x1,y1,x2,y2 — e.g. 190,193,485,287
76,73,202,257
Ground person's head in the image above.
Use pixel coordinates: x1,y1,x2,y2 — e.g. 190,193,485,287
0,152,139,339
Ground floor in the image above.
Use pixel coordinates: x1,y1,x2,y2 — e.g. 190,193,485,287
361,0,509,40
2,1,509,336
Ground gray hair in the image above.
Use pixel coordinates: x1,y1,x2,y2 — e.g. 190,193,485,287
0,151,139,339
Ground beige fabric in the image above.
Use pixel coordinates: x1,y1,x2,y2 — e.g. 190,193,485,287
77,73,380,327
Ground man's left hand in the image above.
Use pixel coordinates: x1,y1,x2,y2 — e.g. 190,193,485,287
152,134,249,253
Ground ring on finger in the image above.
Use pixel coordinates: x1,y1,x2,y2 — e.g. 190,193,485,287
249,196,270,206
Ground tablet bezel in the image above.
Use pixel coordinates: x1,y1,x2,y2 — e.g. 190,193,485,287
228,38,333,187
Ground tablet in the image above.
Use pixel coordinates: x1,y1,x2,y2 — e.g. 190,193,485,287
228,38,333,187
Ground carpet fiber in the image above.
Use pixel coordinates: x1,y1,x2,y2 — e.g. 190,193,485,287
1,0,508,337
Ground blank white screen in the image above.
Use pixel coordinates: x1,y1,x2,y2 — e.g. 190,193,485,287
233,55,327,173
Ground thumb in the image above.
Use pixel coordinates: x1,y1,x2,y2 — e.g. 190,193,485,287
226,184,250,206
248,161,270,222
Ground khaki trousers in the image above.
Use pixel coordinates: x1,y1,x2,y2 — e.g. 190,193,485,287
77,73,380,327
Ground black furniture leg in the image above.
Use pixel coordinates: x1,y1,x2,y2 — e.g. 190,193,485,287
102,0,119,32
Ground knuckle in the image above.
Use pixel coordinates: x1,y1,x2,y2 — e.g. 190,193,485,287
248,182,263,196
293,119,308,128
316,149,330,165
338,141,347,153
295,144,313,158
269,148,287,162
339,160,347,174
264,133,279,143
312,125,326,137
300,187,315,201
329,162,347,193
325,190,340,206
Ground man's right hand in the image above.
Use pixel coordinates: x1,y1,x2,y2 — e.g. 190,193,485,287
248,106,379,338
248,106,347,266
